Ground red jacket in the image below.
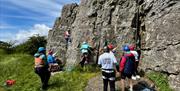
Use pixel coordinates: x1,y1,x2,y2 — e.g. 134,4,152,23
119,53,134,72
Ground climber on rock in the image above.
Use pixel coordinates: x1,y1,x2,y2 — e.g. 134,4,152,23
129,44,140,80
119,45,135,91
98,46,118,91
79,41,92,67
64,30,71,47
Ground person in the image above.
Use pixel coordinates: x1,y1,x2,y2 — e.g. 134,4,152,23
129,44,140,80
98,46,117,91
34,47,50,90
47,49,59,72
64,30,71,47
108,44,119,72
119,45,135,91
79,41,91,67
107,44,116,57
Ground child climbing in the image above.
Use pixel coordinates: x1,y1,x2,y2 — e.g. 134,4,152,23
79,41,91,67
64,30,71,48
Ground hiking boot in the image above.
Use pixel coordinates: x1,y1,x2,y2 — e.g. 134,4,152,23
131,76,136,80
136,75,140,79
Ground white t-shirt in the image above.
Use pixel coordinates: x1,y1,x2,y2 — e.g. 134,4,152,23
130,50,139,61
98,52,117,69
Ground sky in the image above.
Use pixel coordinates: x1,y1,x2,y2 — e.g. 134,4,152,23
0,0,80,44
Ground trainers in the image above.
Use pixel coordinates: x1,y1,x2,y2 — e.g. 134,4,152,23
129,87,133,91
136,75,140,79
131,76,136,80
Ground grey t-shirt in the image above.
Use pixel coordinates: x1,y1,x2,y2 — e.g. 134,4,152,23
98,52,117,69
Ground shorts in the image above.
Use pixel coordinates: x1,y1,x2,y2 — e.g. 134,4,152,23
121,72,132,79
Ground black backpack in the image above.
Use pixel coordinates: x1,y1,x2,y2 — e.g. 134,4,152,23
123,55,135,74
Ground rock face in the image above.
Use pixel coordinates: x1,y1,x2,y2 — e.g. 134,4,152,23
47,0,180,90
140,0,180,90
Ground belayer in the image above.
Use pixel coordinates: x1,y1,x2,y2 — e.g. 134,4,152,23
119,45,135,91
34,47,51,90
47,49,59,73
129,44,140,80
98,46,118,91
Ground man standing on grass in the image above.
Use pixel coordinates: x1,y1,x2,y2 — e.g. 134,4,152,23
98,46,118,91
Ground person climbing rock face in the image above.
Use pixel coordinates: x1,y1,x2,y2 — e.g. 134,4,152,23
98,46,117,91
79,41,91,67
34,47,51,90
64,30,71,47
129,44,140,80
119,45,136,91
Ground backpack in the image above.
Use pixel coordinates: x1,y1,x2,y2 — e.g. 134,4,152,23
123,55,135,74
35,57,44,66
34,54,45,67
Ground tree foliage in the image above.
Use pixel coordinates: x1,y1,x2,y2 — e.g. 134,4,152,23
0,41,15,54
15,35,47,55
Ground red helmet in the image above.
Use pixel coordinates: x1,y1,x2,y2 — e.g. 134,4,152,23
108,44,114,50
48,49,53,54
129,45,135,50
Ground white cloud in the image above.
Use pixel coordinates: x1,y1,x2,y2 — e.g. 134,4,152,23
0,24,51,44
15,24,51,44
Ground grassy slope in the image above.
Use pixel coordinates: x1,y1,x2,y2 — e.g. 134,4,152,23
0,50,98,91
147,71,173,91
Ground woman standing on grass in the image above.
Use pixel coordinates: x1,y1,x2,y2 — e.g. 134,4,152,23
34,47,51,90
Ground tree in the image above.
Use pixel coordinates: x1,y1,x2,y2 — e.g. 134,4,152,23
15,35,47,55
0,41,15,54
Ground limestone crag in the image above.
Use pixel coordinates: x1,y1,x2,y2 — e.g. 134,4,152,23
47,0,180,90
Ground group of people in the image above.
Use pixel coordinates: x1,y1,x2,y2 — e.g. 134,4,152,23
98,44,140,91
34,47,60,90
34,40,140,91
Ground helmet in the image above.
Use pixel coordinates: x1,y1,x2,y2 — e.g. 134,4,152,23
48,49,53,54
108,44,114,50
82,41,87,44
38,47,46,52
103,46,110,52
129,45,135,51
123,45,130,52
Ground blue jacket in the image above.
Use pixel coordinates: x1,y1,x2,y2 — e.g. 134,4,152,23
47,55,56,64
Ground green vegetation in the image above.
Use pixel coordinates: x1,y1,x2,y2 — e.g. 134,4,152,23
0,50,99,91
147,71,173,91
15,35,47,55
0,35,46,55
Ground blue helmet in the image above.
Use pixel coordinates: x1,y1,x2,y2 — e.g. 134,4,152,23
123,45,130,52
38,47,46,52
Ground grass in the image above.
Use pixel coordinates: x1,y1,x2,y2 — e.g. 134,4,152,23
0,50,99,91
147,71,173,91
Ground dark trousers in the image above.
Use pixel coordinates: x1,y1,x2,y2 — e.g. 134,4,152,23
35,67,51,89
102,71,115,91
133,61,139,76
